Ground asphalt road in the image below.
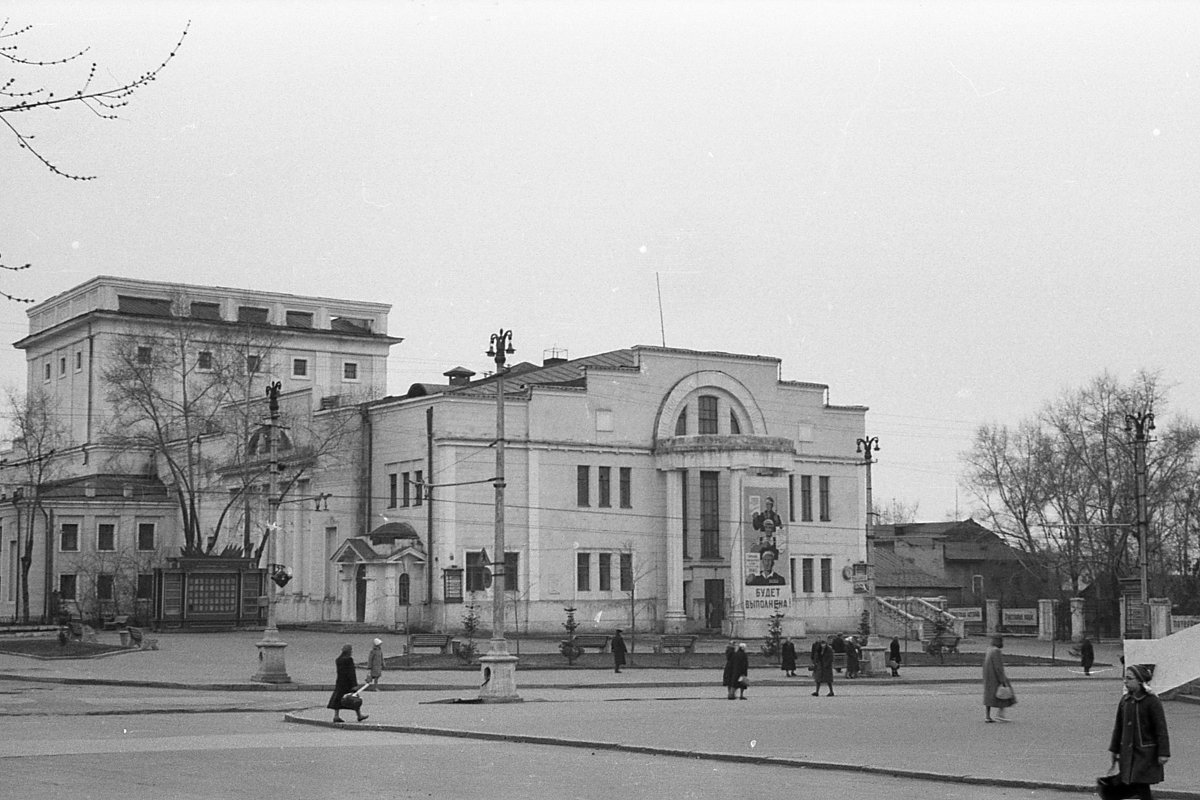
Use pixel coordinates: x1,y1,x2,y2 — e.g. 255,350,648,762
4,709,1095,800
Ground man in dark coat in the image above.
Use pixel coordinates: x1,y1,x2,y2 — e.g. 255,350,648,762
811,639,834,696
327,643,367,723
780,637,797,677
889,637,902,677
1080,637,1095,676
845,637,861,678
611,629,628,673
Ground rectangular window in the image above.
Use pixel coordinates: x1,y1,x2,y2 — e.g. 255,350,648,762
97,574,114,601
119,295,172,316
59,574,77,601
237,305,269,324
503,551,519,594
598,552,612,591
137,523,156,551
466,551,487,592
820,558,833,593
197,350,213,371
75,351,82,371
681,471,689,559
576,552,591,592
401,472,410,507
577,466,590,507
801,475,813,522
700,470,720,559
619,552,633,592
190,301,221,320
97,523,116,551
801,558,814,593
343,362,359,381
136,346,153,365
598,466,611,508
698,395,718,434
819,476,831,521
413,470,423,506
247,354,261,374
136,573,155,601
788,475,796,522
59,356,67,376
972,575,984,596
619,467,632,508
60,523,79,552
44,362,51,381
292,358,309,378
285,310,314,328
388,474,398,508
331,316,370,333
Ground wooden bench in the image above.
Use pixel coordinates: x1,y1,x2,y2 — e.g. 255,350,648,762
655,634,697,653
102,613,129,630
127,626,159,651
408,633,454,654
67,622,99,644
570,634,610,652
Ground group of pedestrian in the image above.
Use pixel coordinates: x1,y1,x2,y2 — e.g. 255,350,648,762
326,638,385,724
722,641,750,699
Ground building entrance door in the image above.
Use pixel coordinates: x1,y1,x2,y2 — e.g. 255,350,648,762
355,565,367,622
704,579,725,629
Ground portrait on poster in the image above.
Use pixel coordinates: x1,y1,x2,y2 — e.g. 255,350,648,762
744,487,787,589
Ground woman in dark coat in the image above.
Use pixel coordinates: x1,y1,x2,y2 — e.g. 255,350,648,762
1106,664,1170,799
327,643,368,723
1080,637,1095,676
731,642,750,699
845,637,860,679
982,635,1015,722
780,637,797,677
722,641,737,699
889,637,902,677
811,639,834,696
611,629,628,674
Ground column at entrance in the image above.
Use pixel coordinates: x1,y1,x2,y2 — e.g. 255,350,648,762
726,468,746,638
664,468,686,633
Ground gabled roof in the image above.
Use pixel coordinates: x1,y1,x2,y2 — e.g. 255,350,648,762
330,538,379,563
872,548,959,589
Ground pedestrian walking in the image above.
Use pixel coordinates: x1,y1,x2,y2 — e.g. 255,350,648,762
722,640,737,700
327,643,368,723
780,636,797,677
612,629,628,673
983,635,1015,722
811,639,835,696
367,638,384,690
829,633,846,673
1080,637,1095,676
732,642,750,699
1100,664,1170,800
889,637,902,677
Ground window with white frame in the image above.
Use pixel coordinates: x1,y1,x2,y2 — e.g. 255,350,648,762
342,362,359,381
292,358,309,378
97,522,116,551
60,523,79,552
137,522,156,551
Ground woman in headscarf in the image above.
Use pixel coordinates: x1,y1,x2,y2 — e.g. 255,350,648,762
327,643,368,723
1104,664,1170,799
983,634,1015,722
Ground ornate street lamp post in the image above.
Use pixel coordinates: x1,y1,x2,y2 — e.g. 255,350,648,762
856,436,880,624
479,329,520,701
1125,409,1154,640
253,381,291,683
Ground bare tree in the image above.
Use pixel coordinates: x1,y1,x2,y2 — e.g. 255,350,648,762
4,387,69,622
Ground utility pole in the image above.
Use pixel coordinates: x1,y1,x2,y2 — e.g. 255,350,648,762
479,329,520,701
253,381,291,683
1124,409,1154,640
856,436,880,600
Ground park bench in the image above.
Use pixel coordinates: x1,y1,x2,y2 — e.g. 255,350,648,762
408,633,454,654
127,626,159,650
66,622,99,644
654,634,697,653
569,634,611,652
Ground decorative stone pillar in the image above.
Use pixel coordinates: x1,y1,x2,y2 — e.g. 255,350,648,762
985,598,1000,636
1149,598,1172,639
727,468,747,638
1037,599,1056,641
663,469,686,633
1069,597,1085,642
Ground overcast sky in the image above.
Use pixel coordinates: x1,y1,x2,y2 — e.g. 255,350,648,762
3,0,1198,520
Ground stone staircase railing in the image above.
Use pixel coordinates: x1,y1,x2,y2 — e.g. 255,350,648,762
1124,620,1200,698
871,597,925,641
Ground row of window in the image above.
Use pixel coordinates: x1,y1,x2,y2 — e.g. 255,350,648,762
790,474,832,523
675,394,742,436
795,557,835,594
59,522,157,553
576,466,633,508
388,471,424,508
44,349,361,383
58,572,155,602
116,294,373,333
576,551,634,592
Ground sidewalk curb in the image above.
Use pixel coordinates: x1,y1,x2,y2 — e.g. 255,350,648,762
280,712,1200,800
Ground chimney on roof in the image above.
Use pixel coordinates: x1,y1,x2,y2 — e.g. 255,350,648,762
444,366,476,387
543,346,568,367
